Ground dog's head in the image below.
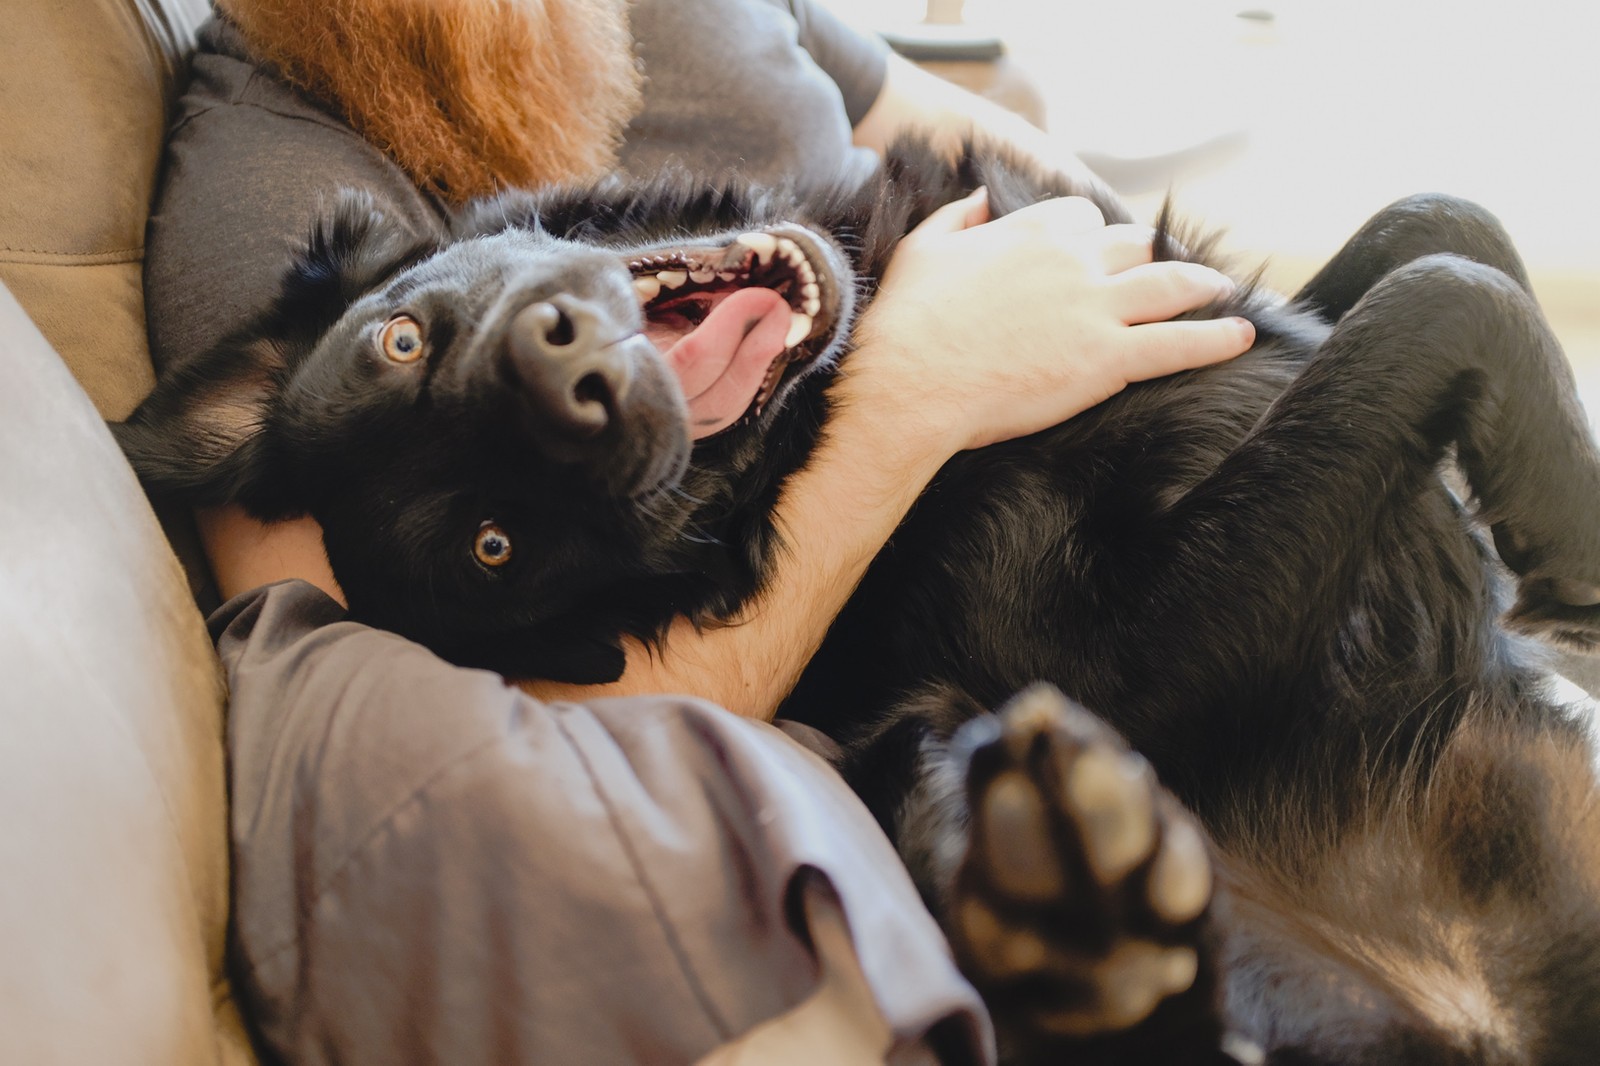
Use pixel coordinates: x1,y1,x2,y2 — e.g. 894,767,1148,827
116,182,857,680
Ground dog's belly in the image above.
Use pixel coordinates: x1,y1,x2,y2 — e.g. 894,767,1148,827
784,326,1510,801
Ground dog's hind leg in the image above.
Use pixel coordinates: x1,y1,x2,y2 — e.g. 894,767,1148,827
847,683,1253,1065
1118,252,1600,733
1291,194,1533,324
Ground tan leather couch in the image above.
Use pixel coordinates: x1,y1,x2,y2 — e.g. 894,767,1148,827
1,0,255,1061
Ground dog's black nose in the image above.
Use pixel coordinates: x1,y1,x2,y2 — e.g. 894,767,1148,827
506,296,633,438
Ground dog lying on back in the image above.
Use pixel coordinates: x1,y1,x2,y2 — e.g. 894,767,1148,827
116,138,1600,1064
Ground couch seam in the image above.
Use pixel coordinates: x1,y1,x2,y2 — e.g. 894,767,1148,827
0,248,144,263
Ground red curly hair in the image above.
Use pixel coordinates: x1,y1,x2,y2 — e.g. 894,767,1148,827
217,0,642,203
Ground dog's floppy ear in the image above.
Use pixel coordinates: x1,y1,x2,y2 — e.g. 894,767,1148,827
111,337,291,513
278,189,440,347
113,191,437,516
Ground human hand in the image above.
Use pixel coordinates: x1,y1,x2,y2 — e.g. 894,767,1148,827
848,188,1255,454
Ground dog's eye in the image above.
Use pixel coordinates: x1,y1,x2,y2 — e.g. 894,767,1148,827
474,522,513,569
379,315,426,363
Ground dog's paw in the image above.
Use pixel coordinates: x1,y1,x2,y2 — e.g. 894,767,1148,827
949,684,1243,1063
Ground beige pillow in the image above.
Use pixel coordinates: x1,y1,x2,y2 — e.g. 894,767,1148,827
0,0,209,420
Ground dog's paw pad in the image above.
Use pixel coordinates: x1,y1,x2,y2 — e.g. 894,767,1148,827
1063,745,1157,882
951,683,1219,1044
979,771,1066,901
1148,817,1212,924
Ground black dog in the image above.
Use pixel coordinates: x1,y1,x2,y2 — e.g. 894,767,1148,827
116,139,1600,1064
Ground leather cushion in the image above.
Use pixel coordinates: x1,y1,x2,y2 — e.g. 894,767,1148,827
0,282,249,1059
0,0,209,420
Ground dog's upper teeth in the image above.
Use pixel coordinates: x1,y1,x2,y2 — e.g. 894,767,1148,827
689,266,715,284
785,311,813,348
776,238,806,270
657,269,688,289
802,296,821,317
634,275,662,302
797,260,817,285
718,270,738,282
736,232,777,265
801,282,820,302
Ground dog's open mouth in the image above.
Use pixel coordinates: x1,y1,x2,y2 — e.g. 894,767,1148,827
626,224,840,440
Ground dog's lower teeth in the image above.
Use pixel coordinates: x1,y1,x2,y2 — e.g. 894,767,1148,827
786,311,813,347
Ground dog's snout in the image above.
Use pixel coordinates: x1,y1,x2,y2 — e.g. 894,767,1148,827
507,296,634,438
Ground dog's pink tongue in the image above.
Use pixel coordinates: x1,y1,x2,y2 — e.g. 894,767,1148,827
663,288,791,440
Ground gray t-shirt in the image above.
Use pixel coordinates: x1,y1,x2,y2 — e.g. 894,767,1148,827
145,0,887,376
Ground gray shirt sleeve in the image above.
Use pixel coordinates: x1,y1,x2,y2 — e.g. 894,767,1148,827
619,0,886,192
213,580,992,1066
778,0,891,126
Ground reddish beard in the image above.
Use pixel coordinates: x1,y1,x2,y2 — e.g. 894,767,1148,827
217,0,642,203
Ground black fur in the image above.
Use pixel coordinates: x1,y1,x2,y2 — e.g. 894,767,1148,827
116,139,1600,1064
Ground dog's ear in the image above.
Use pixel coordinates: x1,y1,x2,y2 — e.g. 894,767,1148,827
280,189,439,346
112,191,437,516
110,336,292,514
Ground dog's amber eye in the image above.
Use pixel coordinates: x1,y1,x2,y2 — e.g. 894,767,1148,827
474,522,513,568
379,315,426,363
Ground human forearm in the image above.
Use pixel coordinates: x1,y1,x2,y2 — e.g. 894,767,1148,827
853,53,1109,195
520,366,953,719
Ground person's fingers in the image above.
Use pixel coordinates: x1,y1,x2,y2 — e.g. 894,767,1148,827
1122,316,1256,381
1105,260,1238,324
903,187,991,245
1006,194,1107,237
1093,224,1158,275
956,186,991,230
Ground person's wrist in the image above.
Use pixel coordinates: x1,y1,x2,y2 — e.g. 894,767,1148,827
831,334,965,478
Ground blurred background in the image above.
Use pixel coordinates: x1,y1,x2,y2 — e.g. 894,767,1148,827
830,0,1600,418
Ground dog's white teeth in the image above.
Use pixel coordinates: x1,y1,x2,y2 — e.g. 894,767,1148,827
736,232,777,264
802,296,822,317
797,260,817,285
785,311,813,348
776,237,804,266
633,275,662,302
689,266,716,284
656,269,688,289
717,270,738,282
801,281,820,302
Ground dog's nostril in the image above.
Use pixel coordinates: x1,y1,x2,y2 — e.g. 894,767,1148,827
544,308,577,348
574,371,611,410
